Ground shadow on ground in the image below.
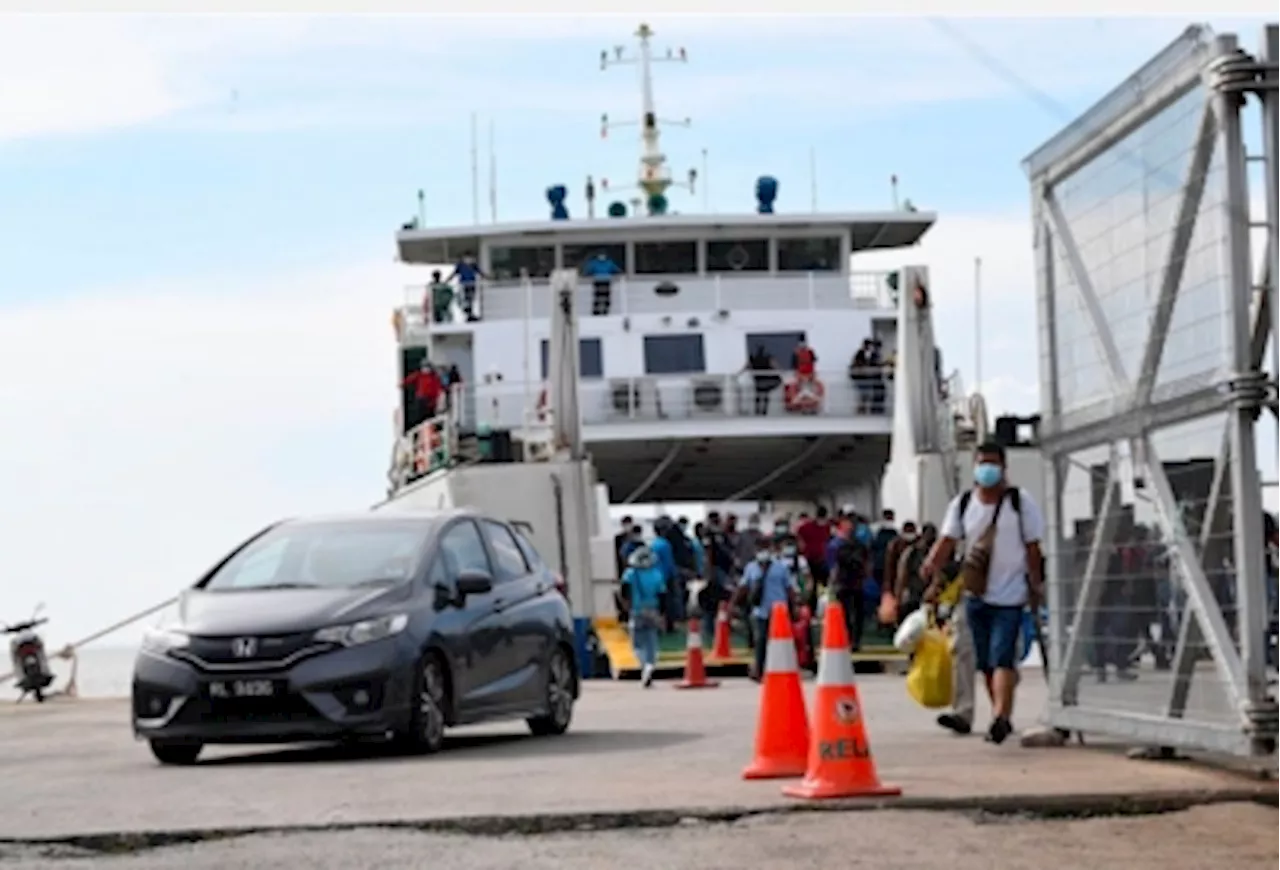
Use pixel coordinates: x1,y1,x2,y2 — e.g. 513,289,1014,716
194,727,697,767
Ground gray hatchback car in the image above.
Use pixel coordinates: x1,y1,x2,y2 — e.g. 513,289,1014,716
132,508,579,765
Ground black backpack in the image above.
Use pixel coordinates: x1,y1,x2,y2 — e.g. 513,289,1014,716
957,487,1023,541
664,527,697,572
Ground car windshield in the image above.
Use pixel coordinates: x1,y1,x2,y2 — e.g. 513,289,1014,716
202,520,430,591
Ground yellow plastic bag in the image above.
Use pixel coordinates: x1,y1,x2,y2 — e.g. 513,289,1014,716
906,625,954,709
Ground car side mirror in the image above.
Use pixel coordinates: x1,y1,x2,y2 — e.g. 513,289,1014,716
455,570,494,597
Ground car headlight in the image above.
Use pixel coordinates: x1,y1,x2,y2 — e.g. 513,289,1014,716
141,627,190,654
314,614,408,647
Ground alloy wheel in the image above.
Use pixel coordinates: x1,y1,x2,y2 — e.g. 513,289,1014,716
418,658,446,749
547,650,574,727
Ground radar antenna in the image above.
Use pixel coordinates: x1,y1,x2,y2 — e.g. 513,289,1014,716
599,23,696,215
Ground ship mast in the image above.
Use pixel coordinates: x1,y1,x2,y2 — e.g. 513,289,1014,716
599,23,695,215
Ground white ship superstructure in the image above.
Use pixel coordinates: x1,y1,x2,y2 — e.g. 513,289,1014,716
388,22,963,513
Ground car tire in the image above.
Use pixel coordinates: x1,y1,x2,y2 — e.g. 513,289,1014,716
527,647,575,737
149,739,202,766
401,653,449,754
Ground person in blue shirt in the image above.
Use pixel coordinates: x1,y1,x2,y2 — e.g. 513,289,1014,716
647,526,678,628
736,537,799,680
447,253,486,322
622,546,667,687
582,251,621,316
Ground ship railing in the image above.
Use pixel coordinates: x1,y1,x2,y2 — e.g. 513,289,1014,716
387,409,459,495
440,367,895,433
396,269,898,328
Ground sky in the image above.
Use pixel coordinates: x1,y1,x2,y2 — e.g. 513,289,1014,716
0,12,1276,647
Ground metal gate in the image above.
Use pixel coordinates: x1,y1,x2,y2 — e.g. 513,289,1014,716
1025,25,1278,757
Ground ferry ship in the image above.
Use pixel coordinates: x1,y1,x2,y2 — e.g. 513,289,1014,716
386,22,987,518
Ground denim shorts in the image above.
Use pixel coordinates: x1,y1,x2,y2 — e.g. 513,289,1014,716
966,597,1024,673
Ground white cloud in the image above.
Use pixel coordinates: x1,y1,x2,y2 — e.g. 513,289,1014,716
853,211,1041,418
0,259,417,645
7,14,1260,141
0,15,318,142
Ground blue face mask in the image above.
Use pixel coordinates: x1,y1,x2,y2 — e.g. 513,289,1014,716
974,462,1003,488
854,524,872,545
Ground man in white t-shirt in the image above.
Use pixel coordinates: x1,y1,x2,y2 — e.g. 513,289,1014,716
921,440,1045,745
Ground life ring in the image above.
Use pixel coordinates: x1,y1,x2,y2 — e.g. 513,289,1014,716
412,430,429,474
784,376,825,413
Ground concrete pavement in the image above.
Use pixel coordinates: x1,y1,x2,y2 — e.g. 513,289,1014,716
1,804,1276,869
0,675,1273,846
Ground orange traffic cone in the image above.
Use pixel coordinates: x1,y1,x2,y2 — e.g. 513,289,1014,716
710,601,734,661
742,602,810,779
674,618,719,690
783,600,900,800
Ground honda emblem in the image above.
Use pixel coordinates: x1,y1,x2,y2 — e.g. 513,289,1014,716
231,637,258,658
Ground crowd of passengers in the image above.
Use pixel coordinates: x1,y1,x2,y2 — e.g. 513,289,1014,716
615,445,1280,746
613,506,933,686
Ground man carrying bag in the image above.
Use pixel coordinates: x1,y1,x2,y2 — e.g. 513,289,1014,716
921,440,1046,745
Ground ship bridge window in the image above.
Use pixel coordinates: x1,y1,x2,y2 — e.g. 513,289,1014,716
634,240,697,274
643,334,706,375
745,331,806,370
490,245,555,281
540,337,604,380
562,242,628,273
706,238,768,272
777,237,842,272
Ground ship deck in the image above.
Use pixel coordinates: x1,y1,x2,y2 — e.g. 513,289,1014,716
590,432,889,503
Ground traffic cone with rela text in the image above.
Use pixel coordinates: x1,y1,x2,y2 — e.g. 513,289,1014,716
674,618,719,690
710,601,734,661
742,602,810,779
783,599,901,800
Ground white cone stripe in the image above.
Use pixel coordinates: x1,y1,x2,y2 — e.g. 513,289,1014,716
765,638,799,674
815,645,856,686
687,630,702,648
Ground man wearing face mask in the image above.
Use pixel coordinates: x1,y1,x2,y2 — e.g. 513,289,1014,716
886,521,921,619
921,441,1045,745
736,537,799,680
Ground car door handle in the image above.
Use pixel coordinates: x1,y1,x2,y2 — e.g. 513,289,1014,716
492,597,506,611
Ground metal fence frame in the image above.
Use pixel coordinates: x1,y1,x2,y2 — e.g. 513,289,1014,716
1025,25,1279,757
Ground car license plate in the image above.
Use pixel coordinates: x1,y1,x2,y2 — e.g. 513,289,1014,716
206,679,278,699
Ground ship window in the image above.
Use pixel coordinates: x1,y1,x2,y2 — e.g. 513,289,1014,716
643,334,706,374
706,238,768,272
633,241,697,274
777,237,842,272
562,242,628,273
489,245,555,281
745,331,807,370
540,338,604,380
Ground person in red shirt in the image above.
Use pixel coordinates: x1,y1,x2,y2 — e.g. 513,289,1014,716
792,340,817,378
402,360,444,431
795,506,833,608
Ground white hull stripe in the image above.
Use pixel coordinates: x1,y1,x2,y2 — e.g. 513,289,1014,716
765,638,799,674
815,646,856,686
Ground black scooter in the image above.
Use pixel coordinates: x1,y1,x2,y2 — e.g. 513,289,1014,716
4,605,55,703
